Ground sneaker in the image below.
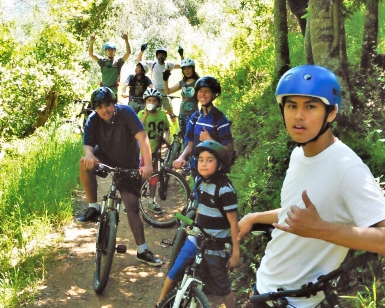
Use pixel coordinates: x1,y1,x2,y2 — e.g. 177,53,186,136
148,200,163,214
137,249,163,267
77,207,100,223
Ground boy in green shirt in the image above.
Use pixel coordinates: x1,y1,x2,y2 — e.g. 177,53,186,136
138,89,171,213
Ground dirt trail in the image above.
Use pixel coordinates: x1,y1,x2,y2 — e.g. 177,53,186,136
31,177,177,308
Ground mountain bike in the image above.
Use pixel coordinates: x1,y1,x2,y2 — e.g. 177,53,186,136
140,131,191,229
157,213,229,308
93,163,140,294
126,95,145,113
166,192,198,270
247,225,380,307
61,99,93,134
163,116,184,169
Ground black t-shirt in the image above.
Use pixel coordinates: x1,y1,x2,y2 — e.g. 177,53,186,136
84,104,144,168
125,74,153,98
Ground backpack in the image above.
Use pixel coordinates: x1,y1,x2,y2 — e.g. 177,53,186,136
193,175,236,219
100,58,123,87
191,109,237,171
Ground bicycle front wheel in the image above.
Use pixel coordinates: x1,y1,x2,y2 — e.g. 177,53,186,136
93,210,117,293
157,286,211,308
140,169,190,228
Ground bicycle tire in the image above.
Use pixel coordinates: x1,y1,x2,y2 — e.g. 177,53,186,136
157,285,211,308
93,210,117,293
168,209,197,270
140,169,190,228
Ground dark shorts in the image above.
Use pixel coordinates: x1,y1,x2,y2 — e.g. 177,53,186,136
201,252,231,296
168,239,231,297
94,148,141,198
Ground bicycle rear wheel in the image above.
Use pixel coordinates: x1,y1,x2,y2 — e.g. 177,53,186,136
140,169,190,228
157,286,210,308
93,210,117,293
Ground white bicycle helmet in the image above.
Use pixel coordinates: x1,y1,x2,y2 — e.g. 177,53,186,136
143,88,162,101
156,47,168,57
181,58,195,68
138,61,149,74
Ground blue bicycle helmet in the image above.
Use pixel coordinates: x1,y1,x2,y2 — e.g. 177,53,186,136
276,65,342,112
275,65,342,146
104,41,117,50
90,87,117,109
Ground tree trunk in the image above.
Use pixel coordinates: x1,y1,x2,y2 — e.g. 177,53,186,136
361,0,379,71
287,0,308,36
308,0,352,114
274,0,290,78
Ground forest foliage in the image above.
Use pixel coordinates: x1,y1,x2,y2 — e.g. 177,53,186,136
1,0,385,233
0,0,385,305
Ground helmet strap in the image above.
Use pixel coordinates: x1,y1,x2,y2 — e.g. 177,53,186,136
279,104,334,147
201,101,213,114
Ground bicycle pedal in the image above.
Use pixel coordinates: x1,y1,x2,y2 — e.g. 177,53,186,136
160,238,173,247
116,244,127,253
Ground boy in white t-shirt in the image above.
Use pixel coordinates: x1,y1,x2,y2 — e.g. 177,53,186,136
237,65,385,307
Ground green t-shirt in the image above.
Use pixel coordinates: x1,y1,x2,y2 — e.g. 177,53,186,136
97,57,124,94
137,109,170,153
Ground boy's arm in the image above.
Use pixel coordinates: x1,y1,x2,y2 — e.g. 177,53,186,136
173,141,193,169
121,33,131,62
274,190,385,256
135,130,153,180
88,35,99,62
227,211,241,269
137,50,143,62
237,208,281,240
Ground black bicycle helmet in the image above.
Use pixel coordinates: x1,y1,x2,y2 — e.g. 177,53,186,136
156,47,167,57
195,76,221,98
195,140,227,165
90,87,117,109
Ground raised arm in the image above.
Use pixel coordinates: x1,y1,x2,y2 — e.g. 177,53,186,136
88,35,99,62
121,33,131,62
137,42,147,62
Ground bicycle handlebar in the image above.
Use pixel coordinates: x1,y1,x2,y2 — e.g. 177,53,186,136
95,163,140,177
161,95,180,99
74,99,90,104
250,251,377,304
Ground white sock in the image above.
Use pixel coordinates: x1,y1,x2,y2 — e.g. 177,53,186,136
88,203,100,210
137,243,149,253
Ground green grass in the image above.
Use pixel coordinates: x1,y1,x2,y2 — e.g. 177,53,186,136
0,121,82,307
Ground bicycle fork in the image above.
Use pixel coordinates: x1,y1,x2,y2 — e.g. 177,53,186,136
173,277,203,308
101,192,126,254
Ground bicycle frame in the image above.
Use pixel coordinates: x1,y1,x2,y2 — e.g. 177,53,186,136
93,163,140,293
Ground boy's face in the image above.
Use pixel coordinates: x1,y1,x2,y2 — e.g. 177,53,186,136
145,97,159,112
283,95,337,144
105,48,116,58
157,52,166,64
95,102,115,122
197,87,215,106
197,151,218,179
